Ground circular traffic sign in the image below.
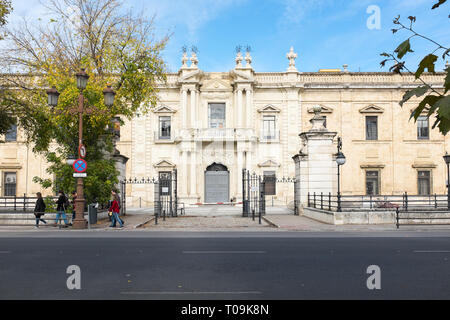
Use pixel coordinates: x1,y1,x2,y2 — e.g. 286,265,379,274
79,144,86,159
73,159,87,173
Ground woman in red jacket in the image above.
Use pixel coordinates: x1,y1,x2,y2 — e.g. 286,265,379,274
109,192,124,228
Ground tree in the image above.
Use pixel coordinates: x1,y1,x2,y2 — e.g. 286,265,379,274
0,0,169,203
0,0,12,138
380,0,450,134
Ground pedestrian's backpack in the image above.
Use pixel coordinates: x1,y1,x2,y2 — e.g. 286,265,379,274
65,196,70,209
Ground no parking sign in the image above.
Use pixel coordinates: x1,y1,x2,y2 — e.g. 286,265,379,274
73,159,87,173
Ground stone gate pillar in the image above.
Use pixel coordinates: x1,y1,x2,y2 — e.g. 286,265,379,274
293,106,337,207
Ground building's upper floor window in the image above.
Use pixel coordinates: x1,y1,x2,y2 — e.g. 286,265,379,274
3,172,16,196
262,115,276,139
366,170,379,195
159,116,171,139
418,171,431,195
366,116,378,140
208,103,225,128
5,124,17,142
417,116,429,140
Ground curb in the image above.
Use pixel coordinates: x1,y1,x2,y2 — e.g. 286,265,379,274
134,217,155,229
262,216,279,228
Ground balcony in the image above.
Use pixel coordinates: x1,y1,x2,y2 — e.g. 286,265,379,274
154,131,175,143
259,130,280,143
175,128,256,142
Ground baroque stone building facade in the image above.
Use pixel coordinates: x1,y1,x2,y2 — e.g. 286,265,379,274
0,47,448,208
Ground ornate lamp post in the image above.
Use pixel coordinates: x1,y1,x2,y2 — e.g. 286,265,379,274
335,137,346,212
46,69,116,229
443,152,450,209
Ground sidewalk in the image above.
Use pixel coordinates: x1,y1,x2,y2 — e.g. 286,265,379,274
263,214,450,232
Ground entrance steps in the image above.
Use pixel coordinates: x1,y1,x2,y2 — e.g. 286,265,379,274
184,205,294,216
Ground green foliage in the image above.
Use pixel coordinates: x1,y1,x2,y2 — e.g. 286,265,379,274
0,0,168,196
381,0,450,134
44,196,56,213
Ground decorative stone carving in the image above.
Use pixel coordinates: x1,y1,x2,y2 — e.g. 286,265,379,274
235,52,243,68
309,106,327,131
190,52,198,69
286,47,298,72
245,51,252,69
181,52,189,68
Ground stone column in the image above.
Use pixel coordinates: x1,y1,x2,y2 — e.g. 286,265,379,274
293,106,337,206
246,88,253,128
181,89,188,128
190,89,196,128
181,150,188,197
246,147,252,172
237,89,243,128
190,148,197,198
237,144,244,201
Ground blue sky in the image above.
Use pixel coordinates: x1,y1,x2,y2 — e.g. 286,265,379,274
8,0,450,73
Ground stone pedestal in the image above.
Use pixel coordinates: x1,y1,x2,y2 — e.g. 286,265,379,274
293,106,337,206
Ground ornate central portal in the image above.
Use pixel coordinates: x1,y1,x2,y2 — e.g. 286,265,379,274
204,163,229,203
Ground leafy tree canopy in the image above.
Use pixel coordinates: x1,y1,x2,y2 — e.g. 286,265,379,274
380,0,450,134
0,0,169,201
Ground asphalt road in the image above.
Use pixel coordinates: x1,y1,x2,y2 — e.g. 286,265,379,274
1,231,450,300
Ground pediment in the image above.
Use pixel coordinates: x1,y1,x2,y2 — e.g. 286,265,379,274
178,69,204,83
258,104,281,113
153,160,176,168
307,105,333,113
229,69,254,81
359,105,384,114
153,105,176,114
202,79,232,91
258,160,281,168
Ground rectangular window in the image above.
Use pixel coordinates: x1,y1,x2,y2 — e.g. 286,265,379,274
159,116,171,139
262,116,276,139
366,116,378,140
208,103,226,128
366,171,379,195
418,171,431,195
417,116,429,140
5,124,17,142
4,172,16,196
263,171,276,196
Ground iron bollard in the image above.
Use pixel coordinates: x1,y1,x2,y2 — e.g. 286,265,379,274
396,207,399,229
259,208,262,224
252,208,255,221
163,209,166,221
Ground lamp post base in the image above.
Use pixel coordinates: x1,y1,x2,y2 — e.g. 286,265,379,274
72,219,88,229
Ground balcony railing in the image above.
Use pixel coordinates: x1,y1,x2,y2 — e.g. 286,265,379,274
259,130,280,143
175,128,256,142
154,131,175,143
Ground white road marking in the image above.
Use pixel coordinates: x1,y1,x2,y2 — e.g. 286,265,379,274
0,251,11,254
182,251,266,254
413,250,450,253
121,291,261,295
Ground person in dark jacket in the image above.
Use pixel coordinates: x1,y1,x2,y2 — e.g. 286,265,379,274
34,192,47,228
55,191,69,226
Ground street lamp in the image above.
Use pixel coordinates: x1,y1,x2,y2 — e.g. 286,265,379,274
46,69,116,229
46,86,60,109
336,137,346,212
443,152,450,209
103,85,116,107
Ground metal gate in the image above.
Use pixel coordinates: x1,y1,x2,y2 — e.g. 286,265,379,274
242,169,266,217
154,169,178,218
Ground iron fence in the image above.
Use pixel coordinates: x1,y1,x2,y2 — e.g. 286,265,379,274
307,192,450,212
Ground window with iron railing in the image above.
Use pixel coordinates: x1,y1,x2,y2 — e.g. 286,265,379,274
366,170,379,195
